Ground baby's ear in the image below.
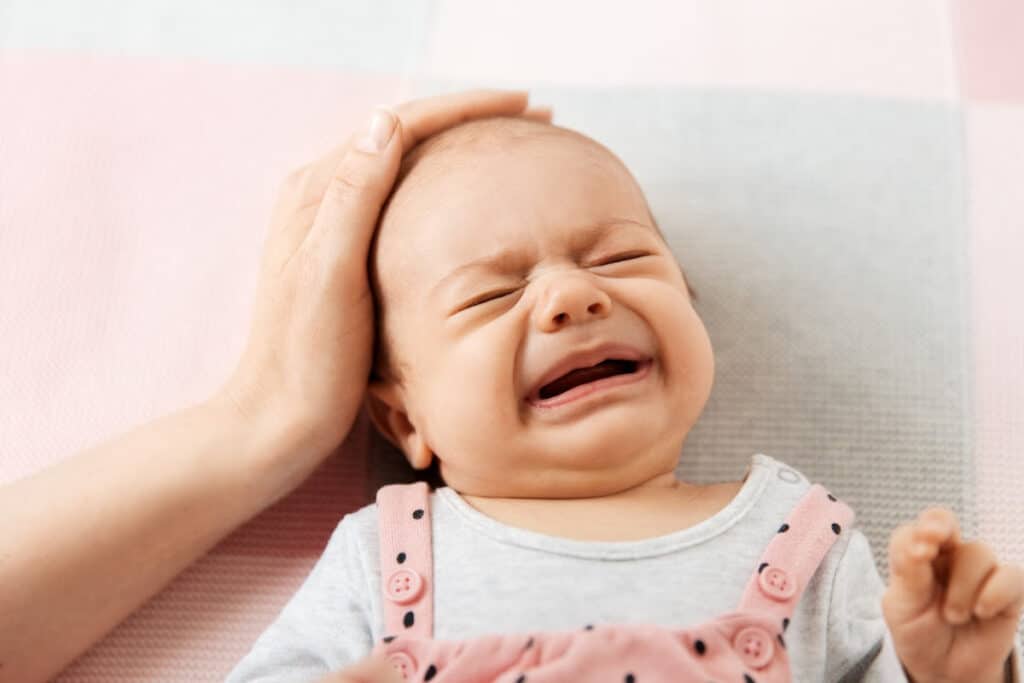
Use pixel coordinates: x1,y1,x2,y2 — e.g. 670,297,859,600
365,381,433,470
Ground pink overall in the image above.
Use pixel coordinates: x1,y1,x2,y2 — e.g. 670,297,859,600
370,481,854,682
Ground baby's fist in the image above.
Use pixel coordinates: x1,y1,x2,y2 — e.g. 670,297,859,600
316,654,404,683
882,507,1024,682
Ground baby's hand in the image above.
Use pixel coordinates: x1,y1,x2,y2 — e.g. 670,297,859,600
316,654,403,683
882,507,1024,682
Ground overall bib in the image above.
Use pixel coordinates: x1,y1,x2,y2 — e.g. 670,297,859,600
370,480,854,682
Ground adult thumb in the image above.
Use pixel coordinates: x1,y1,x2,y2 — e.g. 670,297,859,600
302,107,403,262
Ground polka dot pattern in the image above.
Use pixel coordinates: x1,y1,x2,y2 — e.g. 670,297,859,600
371,478,854,682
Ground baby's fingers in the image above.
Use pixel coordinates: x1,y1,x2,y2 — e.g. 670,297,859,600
887,523,940,617
317,654,403,683
942,541,997,623
885,508,961,617
973,563,1024,621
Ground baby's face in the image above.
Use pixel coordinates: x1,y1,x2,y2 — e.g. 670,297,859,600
368,120,714,499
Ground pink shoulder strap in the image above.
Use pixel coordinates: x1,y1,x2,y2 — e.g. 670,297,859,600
376,481,434,639
737,483,855,624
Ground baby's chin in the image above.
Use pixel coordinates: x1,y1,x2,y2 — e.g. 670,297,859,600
440,431,687,499
447,465,672,500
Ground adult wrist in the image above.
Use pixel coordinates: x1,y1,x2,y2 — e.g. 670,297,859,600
204,385,339,507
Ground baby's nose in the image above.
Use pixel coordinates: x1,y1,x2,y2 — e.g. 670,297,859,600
534,277,612,331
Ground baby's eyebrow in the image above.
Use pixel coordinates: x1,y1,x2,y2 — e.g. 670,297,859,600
428,218,654,302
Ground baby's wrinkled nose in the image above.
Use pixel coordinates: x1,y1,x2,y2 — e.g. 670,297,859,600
533,275,612,332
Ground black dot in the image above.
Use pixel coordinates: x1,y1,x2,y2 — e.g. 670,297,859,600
831,522,841,534
827,493,837,501
424,664,437,681
397,552,406,564
777,633,786,649
524,637,534,649
413,509,425,520
694,639,706,655
515,676,526,683
744,675,756,683
584,624,594,630
624,675,635,683
758,562,768,573
403,611,415,628
778,523,789,533
782,617,790,631
382,635,395,643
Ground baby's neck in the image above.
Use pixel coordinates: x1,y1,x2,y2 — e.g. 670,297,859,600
458,469,749,543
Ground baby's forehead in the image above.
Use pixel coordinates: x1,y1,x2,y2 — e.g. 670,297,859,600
372,118,650,304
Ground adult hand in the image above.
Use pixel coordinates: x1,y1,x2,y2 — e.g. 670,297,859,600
220,90,552,464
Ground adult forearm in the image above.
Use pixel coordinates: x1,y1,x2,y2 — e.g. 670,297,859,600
0,394,322,683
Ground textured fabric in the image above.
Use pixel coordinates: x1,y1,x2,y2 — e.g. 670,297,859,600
226,454,910,682
1,3,1022,680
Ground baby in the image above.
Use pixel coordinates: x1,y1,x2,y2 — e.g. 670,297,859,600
227,117,1023,682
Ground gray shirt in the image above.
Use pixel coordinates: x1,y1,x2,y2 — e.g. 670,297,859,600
225,453,923,682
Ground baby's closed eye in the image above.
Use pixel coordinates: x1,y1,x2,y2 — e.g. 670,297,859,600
587,250,653,267
463,286,524,309
457,251,660,312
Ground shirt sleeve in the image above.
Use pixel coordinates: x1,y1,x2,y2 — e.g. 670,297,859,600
1007,634,1023,683
224,514,375,683
824,528,909,682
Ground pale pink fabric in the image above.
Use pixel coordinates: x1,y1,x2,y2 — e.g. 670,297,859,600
954,0,1024,102
426,0,955,99
0,52,403,680
372,481,854,682
966,103,1024,576
378,483,437,639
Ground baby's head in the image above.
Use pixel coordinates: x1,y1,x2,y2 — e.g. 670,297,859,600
366,117,713,499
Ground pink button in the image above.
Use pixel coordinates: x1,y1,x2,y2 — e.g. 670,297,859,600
733,626,775,669
385,569,424,604
387,652,417,680
758,566,796,601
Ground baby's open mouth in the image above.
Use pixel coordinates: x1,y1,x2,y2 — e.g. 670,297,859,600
536,359,641,400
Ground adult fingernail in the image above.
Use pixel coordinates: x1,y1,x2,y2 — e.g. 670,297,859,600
356,107,397,154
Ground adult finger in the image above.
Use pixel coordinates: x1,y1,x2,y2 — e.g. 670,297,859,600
296,90,540,213
393,88,530,151
521,106,554,122
299,108,404,266
274,90,545,261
